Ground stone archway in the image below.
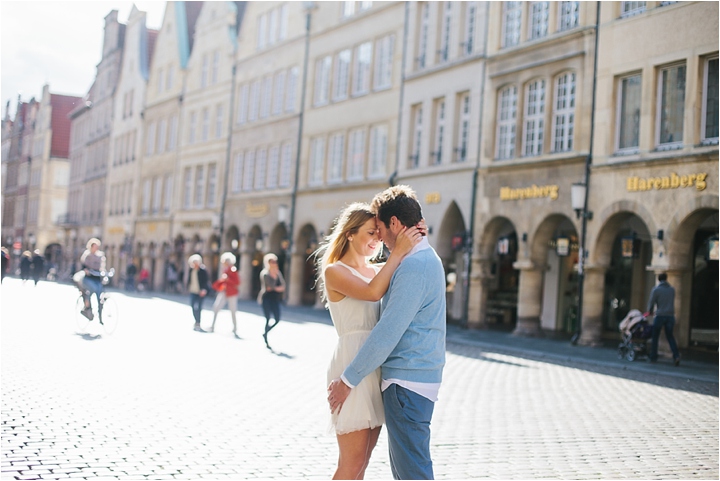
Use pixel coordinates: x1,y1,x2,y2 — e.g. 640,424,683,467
436,202,468,323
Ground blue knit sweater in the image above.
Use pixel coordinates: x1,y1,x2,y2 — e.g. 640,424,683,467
342,241,446,387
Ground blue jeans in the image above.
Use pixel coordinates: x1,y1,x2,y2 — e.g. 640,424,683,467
650,315,680,361
190,293,205,324
81,277,103,307
382,383,435,480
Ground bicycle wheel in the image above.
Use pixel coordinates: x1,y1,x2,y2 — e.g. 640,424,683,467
99,295,119,334
75,295,90,331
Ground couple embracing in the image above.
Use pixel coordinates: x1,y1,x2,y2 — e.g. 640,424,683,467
316,185,446,480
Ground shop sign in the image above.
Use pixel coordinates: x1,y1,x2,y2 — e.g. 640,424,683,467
621,236,641,258
181,220,212,229
556,237,570,257
626,172,708,192
709,239,719,261
425,192,441,204
500,184,559,201
246,202,269,218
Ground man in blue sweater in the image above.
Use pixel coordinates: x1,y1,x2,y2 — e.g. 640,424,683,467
328,185,446,480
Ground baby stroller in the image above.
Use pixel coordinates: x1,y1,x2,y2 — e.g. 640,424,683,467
617,309,653,361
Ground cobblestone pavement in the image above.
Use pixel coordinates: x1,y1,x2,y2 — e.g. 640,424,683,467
2,279,718,480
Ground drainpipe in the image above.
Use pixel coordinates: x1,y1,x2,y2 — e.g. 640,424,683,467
285,4,314,299
462,3,491,329
390,1,410,187
572,1,601,345
219,63,237,252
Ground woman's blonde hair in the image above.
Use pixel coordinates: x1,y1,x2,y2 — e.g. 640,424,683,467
312,202,378,302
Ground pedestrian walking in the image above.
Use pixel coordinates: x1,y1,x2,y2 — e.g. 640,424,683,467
20,251,32,283
209,252,240,337
31,249,45,285
78,238,106,321
328,185,447,480
315,202,423,479
125,262,137,291
1,246,9,283
166,262,179,293
187,254,210,332
646,272,681,366
138,267,150,292
259,253,286,348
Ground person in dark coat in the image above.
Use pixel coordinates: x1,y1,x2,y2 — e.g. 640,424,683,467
31,250,45,285
187,254,211,332
1,247,9,283
20,251,32,283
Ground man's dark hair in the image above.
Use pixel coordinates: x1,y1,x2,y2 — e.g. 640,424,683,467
371,185,423,228
658,273,667,282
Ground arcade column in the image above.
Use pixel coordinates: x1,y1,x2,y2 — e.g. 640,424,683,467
578,265,606,346
512,258,544,337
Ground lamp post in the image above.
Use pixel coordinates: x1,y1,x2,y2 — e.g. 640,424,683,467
571,182,592,345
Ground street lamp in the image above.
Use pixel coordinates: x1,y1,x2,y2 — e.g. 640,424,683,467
571,183,592,220
571,181,592,345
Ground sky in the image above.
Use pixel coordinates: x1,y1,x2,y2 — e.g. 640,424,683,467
1,1,168,119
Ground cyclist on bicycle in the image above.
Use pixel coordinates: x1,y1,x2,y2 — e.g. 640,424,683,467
78,238,106,320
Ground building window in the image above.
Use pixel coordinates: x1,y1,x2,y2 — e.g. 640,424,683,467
194,166,204,208
146,122,156,155
279,5,288,40
166,65,174,90
261,76,273,119
439,2,453,63
215,105,223,139
431,98,446,165
269,9,278,46
255,149,267,190
523,79,545,156
243,151,255,192
249,81,260,121
359,1,372,11
342,1,355,18
347,129,365,181
232,152,243,193
374,35,394,91
328,133,345,184
616,74,642,152
334,50,352,101
183,168,192,209
552,72,575,152
152,176,162,214
502,2,522,48
410,104,423,168
201,54,209,88
463,2,477,56
280,143,292,187
456,92,470,162
353,42,372,96
369,124,388,178
157,68,163,94
273,71,286,116
157,119,167,154
702,57,719,144
309,138,325,186
169,116,178,151
238,84,249,124
656,64,686,148
211,51,219,85
267,145,280,189
558,1,579,31
620,1,646,18
189,112,197,144
142,179,151,215
202,108,209,142
529,2,549,40
258,14,268,50
207,164,217,207
416,2,429,69
314,56,332,106
164,174,173,213
496,85,518,160
286,67,298,113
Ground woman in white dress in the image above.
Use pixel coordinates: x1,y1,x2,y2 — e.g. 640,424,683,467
316,202,423,480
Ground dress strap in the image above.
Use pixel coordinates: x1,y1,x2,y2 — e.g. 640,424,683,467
335,261,374,281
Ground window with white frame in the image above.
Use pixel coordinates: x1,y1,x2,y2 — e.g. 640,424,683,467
238,84,249,124
702,57,719,144
342,1,355,18
212,51,219,84
523,79,545,156
309,138,325,186
255,148,267,190
369,124,388,178
142,179,152,215
314,56,332,106
166,65,174,90
334,50,352,101
157,68,163,94
164,174,173,213
201,54,209,88
279,5,288,40
286,67,298,112
410,104,423,168
616,74,641,152
439,2,453,62
431,98,446,165
273,71,286,115
269,9,278,46
552,72,575,152
258,14,268,50
146,121,156,155
267,145,280,189
463,2,477,56
207,164,217,207
360,1,372,11
202,108,209,142
261,76,273,118
456,92,470,162
374,35,394,90
502,2,522,48
497,85,518,159
656,63,686,148
183,167,192,209
215,105,223,139
157,119,167,154
417,3,429,69
194,166,204,208
558,1,579,31
529,2,549,40
189,112,197,144
249,81,260,121
353,42,372,96
347,129,365,181
243,150,255,191
169,116,178,151
232,152,243,193
328,133,345,184
621,1,646,18
280,143,293,187
152,176,162,214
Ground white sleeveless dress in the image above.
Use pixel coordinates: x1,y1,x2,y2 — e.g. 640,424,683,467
326,261,385,435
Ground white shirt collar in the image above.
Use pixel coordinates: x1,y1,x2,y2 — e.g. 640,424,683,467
406,236,431,258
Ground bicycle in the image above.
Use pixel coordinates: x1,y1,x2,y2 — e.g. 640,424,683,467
75,268,119,334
